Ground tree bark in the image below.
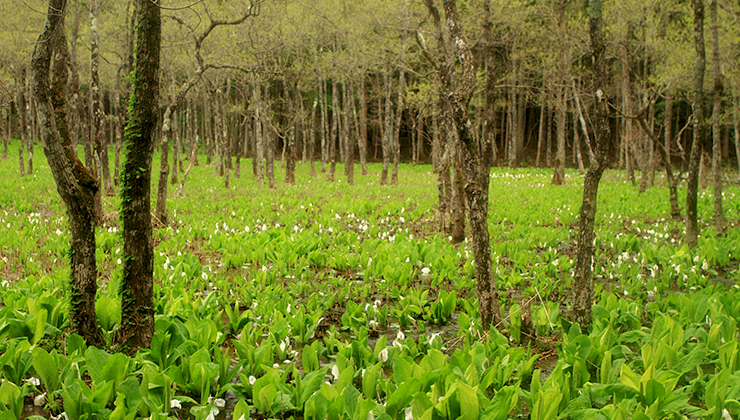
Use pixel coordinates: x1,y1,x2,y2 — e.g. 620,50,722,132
33,0,105,346
358,75,368,175
90,0,113,199
536,82,546,167
254,81,265,188
17,86,27,177
709,0,726,236
343,80,354,185
551,86,566,185
391,70,405,185
155,106,171,225
572,0,611,328
380,69,392,185
686,0,705,249
733,87,740,180
327,79,338,182
423,0,502,329
285,80,297,185
115,0,160,352
662,88,681,218
449,141,466,243
170,109,180,184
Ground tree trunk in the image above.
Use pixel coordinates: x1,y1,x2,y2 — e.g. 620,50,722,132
573,106,585,174
380,69,392,185
709,0,726,236
551,87,566,185
116,0,160,352
90,0,112,198
449,142,466,243
310,90,317,177
155,107,171,225
536,84,546,167
358,74,368,175
572,0,611,328
18,87,27,177
686,0,705,249
170,109,180,184
343,80,354,185
327,80,338,182
32,0,105,346
733,87,740,180
1,107,6,158
621,47,636,185
285,81,297,185
662,88,681,218
320,79,328,173
425,0,502,329
205,93,212,165
391,70,404,185
89,0,105,225
254,80,265,188
266,125,276,189
546,98,553,167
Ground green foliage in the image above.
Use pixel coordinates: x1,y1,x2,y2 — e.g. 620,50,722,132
1,150,740,418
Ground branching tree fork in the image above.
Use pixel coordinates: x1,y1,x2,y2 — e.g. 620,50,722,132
156,1,263,224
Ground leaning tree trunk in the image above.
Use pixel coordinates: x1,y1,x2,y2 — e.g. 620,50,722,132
32,0,105,347
709,0,726,236
686,0,705,249
572,0,611,328
115,0,160,352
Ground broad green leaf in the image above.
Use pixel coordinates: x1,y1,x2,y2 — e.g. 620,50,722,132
32,347,59,394
457,381,479,420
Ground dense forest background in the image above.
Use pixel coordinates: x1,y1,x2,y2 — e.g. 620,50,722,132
2,0,739,185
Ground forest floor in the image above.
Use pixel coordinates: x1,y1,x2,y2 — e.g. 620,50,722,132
1,147,740,419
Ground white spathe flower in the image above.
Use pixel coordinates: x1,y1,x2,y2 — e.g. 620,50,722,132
396,331,405,341
34,393,47,407
273,363,280,369
171,399,182,410
249,375,257,386
721,409,732,420
332,365,340,380
367,410,375,420
116,258,122,265
379,347,389,362
26,377,41,386
213,398,226,409
405,407,413,420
